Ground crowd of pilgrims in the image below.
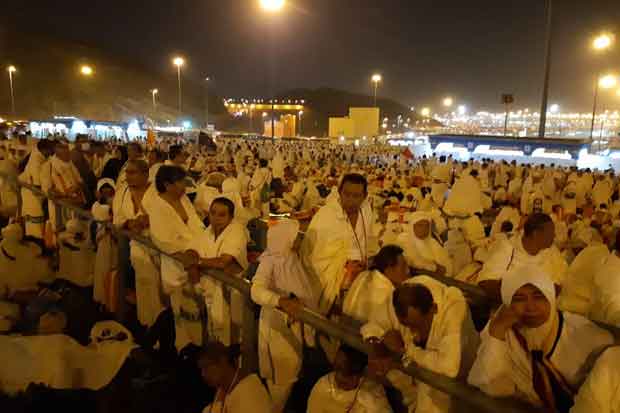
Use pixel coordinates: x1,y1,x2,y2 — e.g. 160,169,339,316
0,130,619,413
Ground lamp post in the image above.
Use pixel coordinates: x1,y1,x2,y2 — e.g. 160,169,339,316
590,33,614,140
259,0,286,140
593,75,617,151
151,89,158,112
205,76,211,129
371,74,382,107
173,57,185,115
298,110,303,136
538,0,553,138
79,65,94,118
7,66,16,116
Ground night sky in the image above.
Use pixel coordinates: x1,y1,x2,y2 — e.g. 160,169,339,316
3,0,620,112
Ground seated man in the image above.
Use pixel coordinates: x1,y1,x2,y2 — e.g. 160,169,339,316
366,277,479,413
478,213,568,302
307,344,392,413
343,245,410,332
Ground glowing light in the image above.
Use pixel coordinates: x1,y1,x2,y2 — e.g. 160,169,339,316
260,0,285,12
173,57,185,67
442,97,454,107
457,105,467,115
182,121,192,129
7,66,16,73
71,120,88,135
371,74,382,83
152,89,159,95
127,120,142,140
80,65,93,76
599,74,618,89
593,33,613,51
550,104,560,113
420,107,431,117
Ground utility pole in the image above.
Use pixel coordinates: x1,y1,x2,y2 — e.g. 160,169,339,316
538,0,553,138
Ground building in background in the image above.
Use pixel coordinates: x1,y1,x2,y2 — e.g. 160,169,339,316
264,114,297,138
328,107,380,139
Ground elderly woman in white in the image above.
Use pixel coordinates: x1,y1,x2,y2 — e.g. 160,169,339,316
468,265,614,413
397,212,453,277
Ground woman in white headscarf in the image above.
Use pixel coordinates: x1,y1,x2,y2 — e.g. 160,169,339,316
468,265,614,413
397,211,453,277
251,219,318,412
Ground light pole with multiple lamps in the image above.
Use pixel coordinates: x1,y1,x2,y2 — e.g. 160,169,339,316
7,66,16,116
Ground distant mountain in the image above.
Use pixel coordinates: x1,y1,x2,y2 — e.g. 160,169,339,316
0,28,226,125
0,28,432,135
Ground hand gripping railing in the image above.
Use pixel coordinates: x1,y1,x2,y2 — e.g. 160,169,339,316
0,171,595,413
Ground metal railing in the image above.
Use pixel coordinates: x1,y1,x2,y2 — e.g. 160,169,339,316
0,170,585,413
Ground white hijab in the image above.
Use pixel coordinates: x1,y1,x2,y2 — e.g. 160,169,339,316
501,265,558,351
260,219,317,309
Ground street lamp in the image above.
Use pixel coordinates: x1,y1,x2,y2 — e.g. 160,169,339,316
442,97,453,108
593,33,614,51
173,57,185,115
420,107,431,117
589,33,614,140
371,74,382,107
204,76,211,129
80,65,93,76
7,66,16,116
298,110,303,136
260,0,285,12
151,89,158,112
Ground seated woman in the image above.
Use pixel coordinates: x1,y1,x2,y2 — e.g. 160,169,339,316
180,197,249,346
199,341,272,413
468,265,614,413
397,212,452,277
143,165,206,351
250,219,318,412
307,344,392,413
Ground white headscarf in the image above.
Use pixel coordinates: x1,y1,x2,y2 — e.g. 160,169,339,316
96,178,115,193
260,219,317,309
501,265,558,351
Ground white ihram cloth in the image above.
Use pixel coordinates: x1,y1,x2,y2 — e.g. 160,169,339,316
19,148,47,238
557,244,609,316
468,266,614,407
143,190,206,349
590,252,620,326
570,346,620,413
491,206,521,236
397,212,453,276
363,276,480,413
0,321,135,396
203,374,272,413
343,270,395,338
191,222,248,346
46,156,83,230
307,373,393,413
301,194,375,314
477,235,568,285
443,174,484,217
91,202,117,306
113,185,164,327
251,219,318,411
